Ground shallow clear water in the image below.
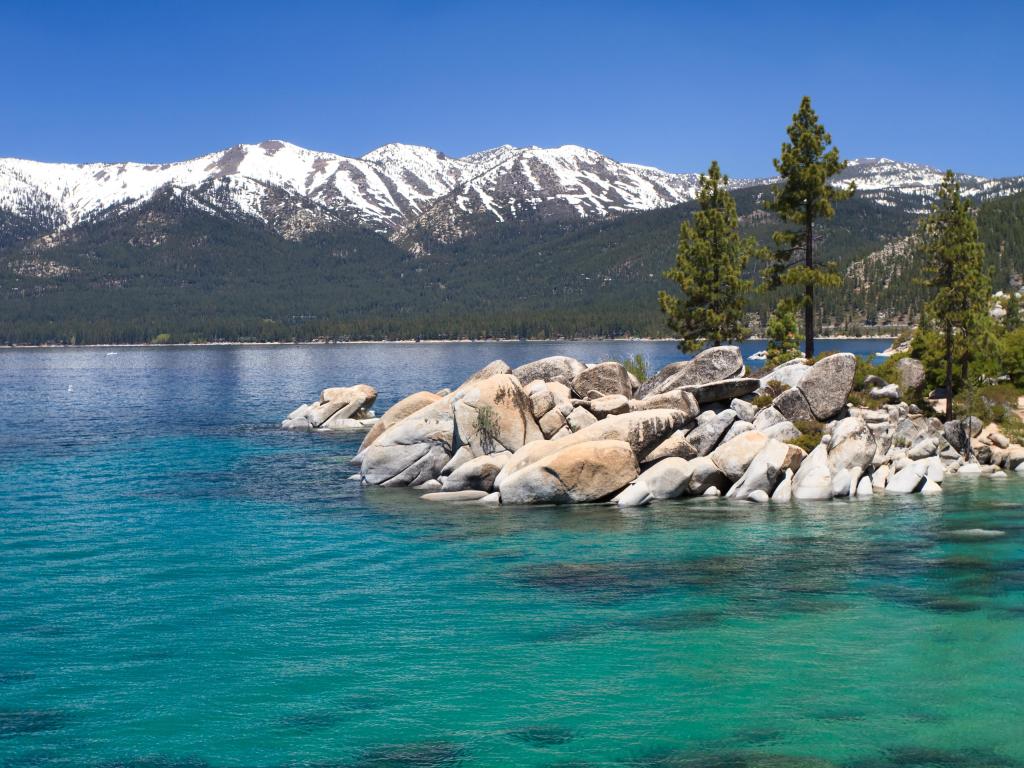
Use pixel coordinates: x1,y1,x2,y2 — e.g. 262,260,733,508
2,341,1023,768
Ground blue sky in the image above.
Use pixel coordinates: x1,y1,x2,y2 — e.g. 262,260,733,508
3,0,1020,177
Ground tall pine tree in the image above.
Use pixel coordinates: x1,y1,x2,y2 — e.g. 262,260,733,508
765,97,854,357
917,171,991,421
660,160,761,352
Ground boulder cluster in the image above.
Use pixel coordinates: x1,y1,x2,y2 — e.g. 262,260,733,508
281,385,380,431
285,347,1024,505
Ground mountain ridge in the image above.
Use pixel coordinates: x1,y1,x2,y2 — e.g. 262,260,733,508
5,141,1020,250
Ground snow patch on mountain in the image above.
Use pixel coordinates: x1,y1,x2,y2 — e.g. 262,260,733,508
2,143,1022,244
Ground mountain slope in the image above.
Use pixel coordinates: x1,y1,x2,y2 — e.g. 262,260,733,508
2,141,1023,344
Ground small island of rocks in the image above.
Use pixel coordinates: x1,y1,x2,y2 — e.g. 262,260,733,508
283,347,1024,506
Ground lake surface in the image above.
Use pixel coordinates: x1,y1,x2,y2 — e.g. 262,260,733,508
2,340,1023,768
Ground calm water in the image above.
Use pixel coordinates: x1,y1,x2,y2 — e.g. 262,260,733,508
2,340,1023,768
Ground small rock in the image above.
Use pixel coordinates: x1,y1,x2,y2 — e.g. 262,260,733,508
588,394,631,419
567,406,598,432
421,490,489,502
615,480,653,507
730,398,759,422
869,383,901,403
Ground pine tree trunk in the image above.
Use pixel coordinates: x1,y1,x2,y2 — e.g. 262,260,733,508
944,321,954,422
804,214,814,358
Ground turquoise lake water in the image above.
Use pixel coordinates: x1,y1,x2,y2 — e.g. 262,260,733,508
2,340,1023,767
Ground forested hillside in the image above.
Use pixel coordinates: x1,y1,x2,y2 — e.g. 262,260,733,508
2,183,1022,344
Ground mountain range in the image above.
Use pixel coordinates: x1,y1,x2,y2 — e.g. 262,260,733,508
2,141,1023,344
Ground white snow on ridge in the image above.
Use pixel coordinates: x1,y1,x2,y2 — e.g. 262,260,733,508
1,142,1021,237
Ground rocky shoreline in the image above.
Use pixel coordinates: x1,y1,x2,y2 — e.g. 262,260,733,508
283,348,1024,505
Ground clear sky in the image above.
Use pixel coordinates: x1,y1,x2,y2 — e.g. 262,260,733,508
3,0,1020,177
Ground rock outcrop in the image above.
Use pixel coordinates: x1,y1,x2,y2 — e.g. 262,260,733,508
282,384,379,432
309,350,1021,507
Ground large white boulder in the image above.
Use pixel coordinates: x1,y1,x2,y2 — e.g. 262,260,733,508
886,461,927,493
791,443,833,500
827,417,876,475
494,408,690,487
710,431,770,482
358,390,442,453
636,457,695,499
727,439,805,499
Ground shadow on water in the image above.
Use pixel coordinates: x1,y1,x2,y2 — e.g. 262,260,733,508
0,710,70,738
346,740,465,768
844,747,1024,768
505,725,575,746
626,748,837,768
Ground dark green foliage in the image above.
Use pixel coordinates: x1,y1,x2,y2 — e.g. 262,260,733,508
788,419,825,453
752,378,789,408
617,352,650,382
952,384,1024,444
765,97,854,357
1003,293,1022,330
659,161,760,351
1001,328,1024,387
914,172,992,419
765,299,802,368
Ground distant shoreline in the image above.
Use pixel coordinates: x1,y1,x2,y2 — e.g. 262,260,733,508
1,335,897,350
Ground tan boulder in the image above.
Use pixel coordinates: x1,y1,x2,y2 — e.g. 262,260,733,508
571,362,632,398
443,451,512,492
494,408,690,488
320,384,377,406
588,394,631,418
630,389,700,421
499,439,639,505
452,373,543,457
641,431,698,464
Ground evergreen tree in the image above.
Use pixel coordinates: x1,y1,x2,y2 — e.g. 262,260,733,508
917,171,991,421
765,298,802,368
1004,292,1021,331
765,96,854,357
659,161,761,352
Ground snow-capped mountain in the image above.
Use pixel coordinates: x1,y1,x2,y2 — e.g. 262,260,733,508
836,157,1024,210
1,142,1021,246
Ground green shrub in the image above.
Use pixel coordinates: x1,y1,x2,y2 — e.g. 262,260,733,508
953,383,1022,426
473,404,500,453
847,390,886,409
787,419,826,454
617,352,650,383
752,379,788,409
